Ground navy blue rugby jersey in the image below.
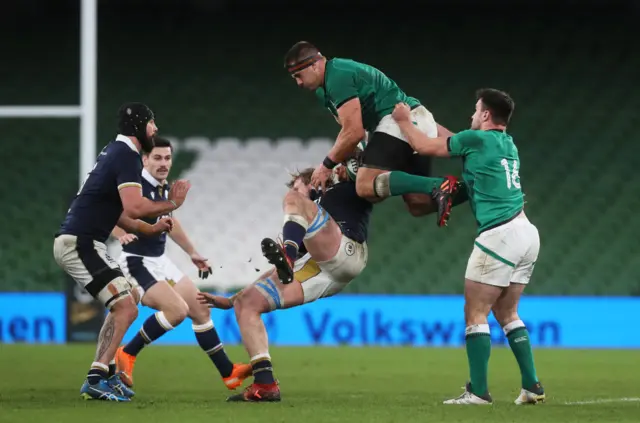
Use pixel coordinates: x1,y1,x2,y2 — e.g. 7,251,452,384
58,135,142,243
121,169,170,257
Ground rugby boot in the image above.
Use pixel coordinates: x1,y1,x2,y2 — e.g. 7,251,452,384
80,378,130,402
443,382,493,405
115,346,137,387
108,372,135,398
432,175,459,227
514,382,546,405
227,381,281,402
261,238,294,284
223,363,253,390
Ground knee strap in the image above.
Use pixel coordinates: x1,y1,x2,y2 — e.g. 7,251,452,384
254,277,284,310
304,204,329,240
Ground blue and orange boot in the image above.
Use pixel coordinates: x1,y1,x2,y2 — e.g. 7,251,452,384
223,364,253,390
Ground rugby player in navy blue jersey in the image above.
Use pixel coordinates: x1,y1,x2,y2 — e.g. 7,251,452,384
54,103,191,401
199,166,371,402
111,137,252,392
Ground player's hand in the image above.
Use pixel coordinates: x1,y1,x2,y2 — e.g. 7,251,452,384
191,252,212,279
152,217,174,234
118,233,138,245
392,103,411,123
197,292,233,309
311,164,333,192
168,179,191,208
335,165,349,182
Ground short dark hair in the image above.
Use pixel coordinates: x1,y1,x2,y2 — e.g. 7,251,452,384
147,136,173,154
476,88,515,125
284,41,320,68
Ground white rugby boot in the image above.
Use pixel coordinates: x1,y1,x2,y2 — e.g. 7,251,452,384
514,382,546,405
443,383,493,405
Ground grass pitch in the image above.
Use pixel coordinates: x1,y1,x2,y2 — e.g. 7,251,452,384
0,345,638,423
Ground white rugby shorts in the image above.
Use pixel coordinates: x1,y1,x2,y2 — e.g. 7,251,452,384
465,213,540,287
118,252,185,298
373,105,438,142
53,234,133,309
255,235,368,309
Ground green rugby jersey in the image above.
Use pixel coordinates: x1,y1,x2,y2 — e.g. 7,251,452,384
315,58,420,132
448,129,524,233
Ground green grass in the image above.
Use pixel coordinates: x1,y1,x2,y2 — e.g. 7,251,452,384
0,345,638,423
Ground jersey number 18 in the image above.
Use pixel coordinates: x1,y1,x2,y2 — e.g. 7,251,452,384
500,158,521,190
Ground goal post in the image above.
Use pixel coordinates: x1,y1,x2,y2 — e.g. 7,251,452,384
0,0,97,187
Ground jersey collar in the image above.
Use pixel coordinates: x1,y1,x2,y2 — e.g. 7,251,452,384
116,134,140,154
142,168,163,187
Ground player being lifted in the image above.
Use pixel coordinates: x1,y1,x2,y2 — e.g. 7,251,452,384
198,165,372,402
111,137,252,391
392,89,544,405
284,41,467,226
54,103,190,401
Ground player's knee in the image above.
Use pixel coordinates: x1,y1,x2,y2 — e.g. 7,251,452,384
355,176,376,200
189,301,211,325
492,306,519,327
464,300,491,325
234,288,265,316
283,190,306,210
163,297,189,325
111,296,138,326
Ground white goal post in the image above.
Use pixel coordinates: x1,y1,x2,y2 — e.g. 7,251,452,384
0,0,97,187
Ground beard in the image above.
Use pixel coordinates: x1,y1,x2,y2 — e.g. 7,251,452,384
140,133,156,153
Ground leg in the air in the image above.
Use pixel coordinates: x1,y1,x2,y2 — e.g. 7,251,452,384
263,190,341,283
173,277,252,390
116,281,188,387
492,283,545,404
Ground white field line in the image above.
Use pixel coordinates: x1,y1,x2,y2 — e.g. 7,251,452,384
564,397,640,405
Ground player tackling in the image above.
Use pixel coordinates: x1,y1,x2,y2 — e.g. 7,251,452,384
284,41,466,226
392,89,544,405
199,165,371,402
112,137,252,392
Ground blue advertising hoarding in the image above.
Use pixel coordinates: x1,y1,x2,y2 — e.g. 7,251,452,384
0,293,66,344
122,295,638,349
1,293,637,348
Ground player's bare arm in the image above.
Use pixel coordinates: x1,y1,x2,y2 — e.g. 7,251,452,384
311,98,366,190
328,98,366,164
116,213,173,237
168,217,211,275
111,224,138,245
197,292,234,310
437,123,455,137
119,179,190,219
198,266,276,310
392,103,451,157
167,217,196,255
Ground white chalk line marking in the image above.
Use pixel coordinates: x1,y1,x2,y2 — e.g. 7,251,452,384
563,397,640,405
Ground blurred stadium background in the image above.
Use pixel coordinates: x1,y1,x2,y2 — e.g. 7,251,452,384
1,0,639,420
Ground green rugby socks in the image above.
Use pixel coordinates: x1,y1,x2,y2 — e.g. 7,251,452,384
388,172,445,196
504,320,540,389
465,324,491,397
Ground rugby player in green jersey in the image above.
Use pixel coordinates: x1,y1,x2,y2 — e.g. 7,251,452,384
284,41,466,227
392,89,544,405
